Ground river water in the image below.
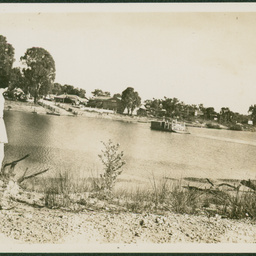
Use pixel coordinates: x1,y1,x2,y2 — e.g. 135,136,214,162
3,110,256,182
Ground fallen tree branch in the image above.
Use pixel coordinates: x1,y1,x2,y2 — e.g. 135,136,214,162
3,154,30,170
13,197,45,208
17,168,49,184
217,183,240,190
183,186,205,191
199,178,240,191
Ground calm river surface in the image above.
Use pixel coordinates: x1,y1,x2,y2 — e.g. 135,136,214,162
3,110,256,182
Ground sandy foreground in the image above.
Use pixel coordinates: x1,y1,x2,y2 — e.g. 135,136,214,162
0,200,256,248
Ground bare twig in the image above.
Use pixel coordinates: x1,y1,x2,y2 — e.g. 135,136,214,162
20,168,29,182
206,178,214,187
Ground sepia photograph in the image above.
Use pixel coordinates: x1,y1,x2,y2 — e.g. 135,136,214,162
0,3,256,253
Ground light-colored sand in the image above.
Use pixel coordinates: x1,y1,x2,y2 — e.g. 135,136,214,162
0,200,255,246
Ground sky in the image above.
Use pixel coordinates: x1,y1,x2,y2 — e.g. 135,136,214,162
1,4,256,114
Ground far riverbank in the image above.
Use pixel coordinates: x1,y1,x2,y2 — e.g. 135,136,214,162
4,100,151,123
4,100,229,129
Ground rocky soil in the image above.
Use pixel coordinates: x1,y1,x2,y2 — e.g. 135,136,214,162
0,200,255,245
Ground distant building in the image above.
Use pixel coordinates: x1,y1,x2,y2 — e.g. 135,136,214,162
44,94,56,101
137,106,148,116
87,96,121,112
195,110,204,117
248,120,253,125
54,94,88,105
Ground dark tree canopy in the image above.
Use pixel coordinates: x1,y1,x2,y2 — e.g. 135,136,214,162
249,105,256,125
121,87,141,115
51,82,63,95
92,89,110,97
113,93,121,99
21,47,56,103
0,35,15,88
219,107,232,123
204,107,216,120
63,84,86,98
9,67,25,91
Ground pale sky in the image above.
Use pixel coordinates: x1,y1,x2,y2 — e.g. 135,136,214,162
1,5,256,114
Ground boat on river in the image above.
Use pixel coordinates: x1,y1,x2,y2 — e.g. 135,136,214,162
46,111,60,116
150,120,190,134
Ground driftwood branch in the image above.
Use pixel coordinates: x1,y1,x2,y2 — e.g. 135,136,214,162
205,179,240,191
17,168,49,184
3,154,30,170
13,197,45,208
218,183,239,190
183,186,205,192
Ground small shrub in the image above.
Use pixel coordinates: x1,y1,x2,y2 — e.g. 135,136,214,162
44,172,72,208
98,140,126,195
219,190,256,219
206,123,221,129
169,184,202,214
149,175,170,207
43,172,92,208
229,124,243,131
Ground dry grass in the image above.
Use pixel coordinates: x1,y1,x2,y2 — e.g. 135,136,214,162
19,170,256,220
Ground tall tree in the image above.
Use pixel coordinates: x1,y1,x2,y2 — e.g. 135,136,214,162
205,107,216,120
21,47,55,103
78,88,86,98
219,107,233,123
162,97,180,118
249,105,256,125
0,35,15,88
121,87,141,115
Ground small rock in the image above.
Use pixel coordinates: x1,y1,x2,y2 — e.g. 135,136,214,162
139,219,144,226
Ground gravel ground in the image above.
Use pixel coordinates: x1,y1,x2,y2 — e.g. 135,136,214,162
0,201,255,245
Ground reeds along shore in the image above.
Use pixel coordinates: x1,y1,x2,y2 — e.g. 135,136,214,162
9,166,256,220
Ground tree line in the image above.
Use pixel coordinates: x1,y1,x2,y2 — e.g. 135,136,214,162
0,35,86,104
144,97,250,126
1,34,256,125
